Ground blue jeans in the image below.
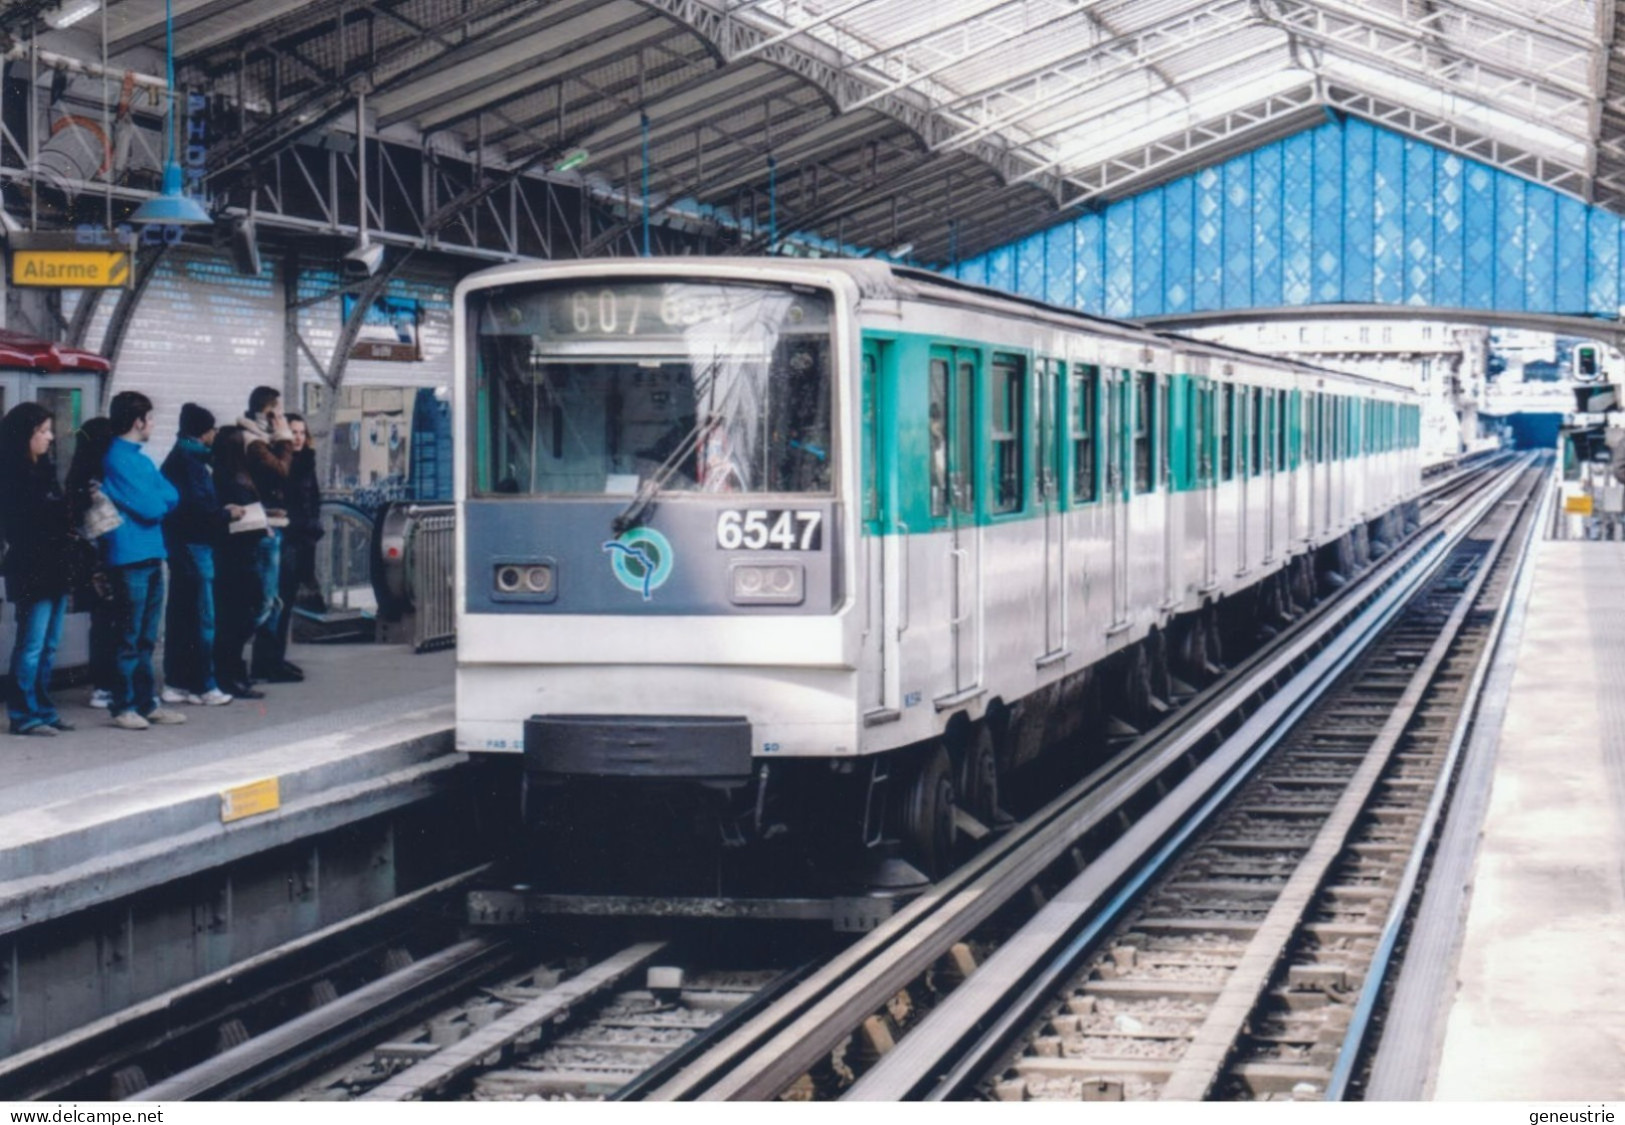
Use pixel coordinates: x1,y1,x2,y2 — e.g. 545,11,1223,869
7,595,67,732
112,560,165,717
163,543,218,695
250,528,284,676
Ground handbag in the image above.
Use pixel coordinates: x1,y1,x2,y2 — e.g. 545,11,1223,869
81,488,123,540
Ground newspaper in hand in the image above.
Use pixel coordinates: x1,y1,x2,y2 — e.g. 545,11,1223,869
231,501,269,533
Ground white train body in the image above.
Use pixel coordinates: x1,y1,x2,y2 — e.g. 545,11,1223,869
453,258,1420,870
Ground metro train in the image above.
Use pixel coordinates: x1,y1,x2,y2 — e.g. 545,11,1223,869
453,258,1422,887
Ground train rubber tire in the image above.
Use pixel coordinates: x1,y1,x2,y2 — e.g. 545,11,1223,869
961,723,1000,830
901,746,957,881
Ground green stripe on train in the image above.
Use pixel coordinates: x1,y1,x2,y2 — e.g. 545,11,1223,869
859,328,1419,537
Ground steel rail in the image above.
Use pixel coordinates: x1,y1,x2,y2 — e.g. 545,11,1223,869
648,461,1522,1102
1324,467,1554,1099
846,457,1535,1102
0,864,495,1102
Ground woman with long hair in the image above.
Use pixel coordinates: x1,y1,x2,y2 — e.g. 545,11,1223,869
210,426,265,699
0,403,76,735
65,416,117,708
259,411,324,675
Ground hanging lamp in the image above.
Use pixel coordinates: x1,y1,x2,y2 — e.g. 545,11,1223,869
130,0,210,226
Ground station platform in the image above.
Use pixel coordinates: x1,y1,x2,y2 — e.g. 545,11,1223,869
1404,539,1625,1099
0,639,460,938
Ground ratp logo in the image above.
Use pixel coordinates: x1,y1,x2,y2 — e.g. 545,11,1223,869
602,527,674,601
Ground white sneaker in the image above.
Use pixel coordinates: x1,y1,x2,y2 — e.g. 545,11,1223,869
144,708,187,725
160,686,192,705
88,689,112,709
111,711,149,730
197,689,233,706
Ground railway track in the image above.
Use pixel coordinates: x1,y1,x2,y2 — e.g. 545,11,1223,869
6,461,1524,1105
843,455,1547,1101
629,456,1535,1103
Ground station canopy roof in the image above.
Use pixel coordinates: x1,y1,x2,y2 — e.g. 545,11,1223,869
11,0,1619,264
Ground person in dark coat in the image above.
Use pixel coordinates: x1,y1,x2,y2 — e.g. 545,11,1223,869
211,426,267,700
239,386,297,683
160,404,240,706
257,411,324,675
65,417,117,708
0,402,76,735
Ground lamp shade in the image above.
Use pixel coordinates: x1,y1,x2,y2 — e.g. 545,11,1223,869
130,162,212,227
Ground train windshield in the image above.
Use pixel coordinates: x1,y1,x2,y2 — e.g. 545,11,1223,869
470,279,834,497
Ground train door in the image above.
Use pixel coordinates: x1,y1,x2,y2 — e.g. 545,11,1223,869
1163,373,1176,611
1108,370,1130,631
1038,357,1065,660
1235,386,1249,576
931,346,982,698
1202,380,1219,591
1263,388,1276,563
860,339,891,718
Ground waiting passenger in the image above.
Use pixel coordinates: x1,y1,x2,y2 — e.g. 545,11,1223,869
65,417,118,709
266,412,325,669
101,391,184,730
159,404,239,707
238,386,297,684
211,426,267,700
0,403,77,736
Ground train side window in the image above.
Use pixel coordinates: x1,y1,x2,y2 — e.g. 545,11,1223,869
1071,365,1099,504
1133,371,1155,494
991,354,1026,514
862,350,879,524
954,358,976,514
1250,387,1263,476
1220,382,1234,482
1276,390,1287,469
929,357,949,518
1162,378,1173,487
1193,381,1211,484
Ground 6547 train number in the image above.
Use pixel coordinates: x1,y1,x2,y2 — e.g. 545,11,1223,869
716,509,823,551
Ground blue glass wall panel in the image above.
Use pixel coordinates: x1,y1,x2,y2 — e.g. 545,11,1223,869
1342,120,1376,303
1524,186,1556,312
1403,139,1434,306
1040,227,1069,307
1463,161,1495,309
1075,214,1105,314
1556,195,1587,315
1163,176,1194,313
1434,153,1464,309
1252,143,1283,309
1105,204,1135,318
1312,124,1343,304
1281,131,1313,307
1194,168,1223,311
1372,129,1405,305
1222,156,1252,308
1017,232,1046,301
1588,206,1619,315
950,116,1625,325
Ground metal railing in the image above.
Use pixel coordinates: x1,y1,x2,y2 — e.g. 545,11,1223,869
409,508,457,652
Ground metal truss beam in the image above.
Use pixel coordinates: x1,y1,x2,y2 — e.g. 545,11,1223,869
636,0,1067,202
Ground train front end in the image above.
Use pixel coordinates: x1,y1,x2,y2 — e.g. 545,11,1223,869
454,261,864,889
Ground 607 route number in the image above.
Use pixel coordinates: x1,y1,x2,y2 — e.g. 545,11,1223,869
716,509,823,551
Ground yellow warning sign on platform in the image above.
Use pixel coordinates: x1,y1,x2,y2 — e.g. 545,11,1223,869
10,250,132,288
220,777,282,823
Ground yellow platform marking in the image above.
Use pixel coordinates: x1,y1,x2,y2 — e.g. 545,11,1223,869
1564,494,1595,516
220,777,281,823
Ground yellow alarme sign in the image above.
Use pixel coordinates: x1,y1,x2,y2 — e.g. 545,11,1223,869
10,249,132,288
220,777,282,823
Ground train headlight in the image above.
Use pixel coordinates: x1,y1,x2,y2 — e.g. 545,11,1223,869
493,560,557,601
730,562,804,605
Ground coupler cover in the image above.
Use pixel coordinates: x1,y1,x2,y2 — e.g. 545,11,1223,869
524,714,752,780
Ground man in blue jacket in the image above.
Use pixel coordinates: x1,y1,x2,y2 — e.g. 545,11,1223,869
159,403,239,708
101,391,185,730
